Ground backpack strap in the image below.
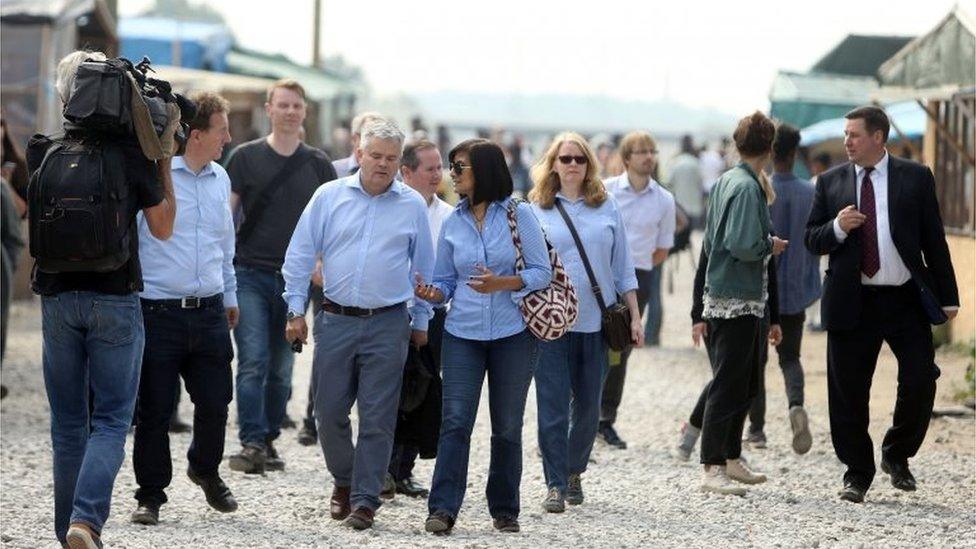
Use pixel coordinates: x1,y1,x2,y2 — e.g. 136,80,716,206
237,146,313,243
504,198,526,271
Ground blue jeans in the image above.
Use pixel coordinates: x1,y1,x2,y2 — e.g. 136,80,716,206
642,266,663,346
41,292,144,544
535,331,608,492
233,266,294,446
428,330,538,520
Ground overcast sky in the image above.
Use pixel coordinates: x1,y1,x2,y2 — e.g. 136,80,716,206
120,0,975,115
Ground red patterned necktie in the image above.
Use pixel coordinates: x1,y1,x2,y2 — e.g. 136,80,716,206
859,166,880,277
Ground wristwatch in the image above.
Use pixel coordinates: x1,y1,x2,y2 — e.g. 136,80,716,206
286,311,302,321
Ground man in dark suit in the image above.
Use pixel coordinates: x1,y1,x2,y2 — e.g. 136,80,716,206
805,106,959,504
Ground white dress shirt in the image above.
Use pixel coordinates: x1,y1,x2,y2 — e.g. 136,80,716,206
832,152,912,286
604,173,676,271
427,195,454,245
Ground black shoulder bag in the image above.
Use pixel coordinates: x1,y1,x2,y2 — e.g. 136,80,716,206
237,147,312,243
554,201,633,351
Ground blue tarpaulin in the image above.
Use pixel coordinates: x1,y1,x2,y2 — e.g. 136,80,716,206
800,101,926,145
119,17,233,72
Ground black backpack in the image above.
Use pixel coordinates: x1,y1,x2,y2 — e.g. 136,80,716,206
27,135,132,273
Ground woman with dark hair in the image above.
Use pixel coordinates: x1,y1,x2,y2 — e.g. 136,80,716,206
528,132,641,512
697,111,787,495
414,138,552,534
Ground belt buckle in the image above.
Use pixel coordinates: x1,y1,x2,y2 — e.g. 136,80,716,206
181,296,200,309
362,307,374,318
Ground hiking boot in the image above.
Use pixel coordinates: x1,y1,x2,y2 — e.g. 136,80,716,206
492,514,520,532
228,443,266,474
675,422,700,461
187,468,238,512
700,466,747,496
566,473,584,505
789,406,812,455
130,501,160,525
265,439,285,472
542,487,565,513
726,458,767,484
598,423,627,449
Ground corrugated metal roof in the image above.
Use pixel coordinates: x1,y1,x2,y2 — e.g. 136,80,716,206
769,70,878,105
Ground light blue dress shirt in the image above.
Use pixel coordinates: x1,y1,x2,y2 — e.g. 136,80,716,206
282,173,435,331
532,194,638,333
138,156,237,306
432,197,552,341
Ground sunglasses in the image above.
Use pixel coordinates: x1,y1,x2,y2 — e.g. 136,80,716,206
449,161,472,175
557,155,588,165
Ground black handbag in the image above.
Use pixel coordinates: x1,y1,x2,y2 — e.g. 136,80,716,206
554,201,633,351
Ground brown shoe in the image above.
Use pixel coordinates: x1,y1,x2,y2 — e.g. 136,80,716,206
330,486,351,520
65,522,102,548
344,506,375,530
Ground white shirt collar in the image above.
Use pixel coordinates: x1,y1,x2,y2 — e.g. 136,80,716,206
622,174,658,194
855,151,889,179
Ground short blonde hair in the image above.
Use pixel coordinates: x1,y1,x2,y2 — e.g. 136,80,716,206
618,131,657,168
266,78,306,103
56,50,107,104
529,131,607,209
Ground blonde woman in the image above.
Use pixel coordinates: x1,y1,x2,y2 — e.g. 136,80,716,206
528,132,642,512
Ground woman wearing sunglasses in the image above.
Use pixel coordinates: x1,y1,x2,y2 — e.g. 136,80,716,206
414,138,552,534
527,133,642,513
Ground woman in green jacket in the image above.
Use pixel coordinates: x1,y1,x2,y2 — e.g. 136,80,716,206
698,112,788,495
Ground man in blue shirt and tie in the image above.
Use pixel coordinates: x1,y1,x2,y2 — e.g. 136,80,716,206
283,117,435,530
130,91,239,525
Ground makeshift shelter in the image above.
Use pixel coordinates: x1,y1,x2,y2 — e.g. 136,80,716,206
119,16,233,72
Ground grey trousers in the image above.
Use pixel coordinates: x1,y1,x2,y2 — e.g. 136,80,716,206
312,304,411,511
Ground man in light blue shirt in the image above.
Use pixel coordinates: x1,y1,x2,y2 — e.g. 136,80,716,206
282,118,434,530
130,91,239,526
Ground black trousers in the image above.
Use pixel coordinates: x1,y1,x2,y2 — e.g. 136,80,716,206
389,307,446,481
600,268,653,426
700,315,762,465
827,284,938,488
133,300,234,505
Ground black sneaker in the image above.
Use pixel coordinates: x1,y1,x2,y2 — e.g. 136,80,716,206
297,423,318,446
265,438,285,472
228,443,266,474
131,501,160,525
187,468,238,512
599,423,627,449
492,514,520,533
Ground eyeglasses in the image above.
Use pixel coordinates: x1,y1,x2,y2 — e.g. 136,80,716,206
449,161,472,175
631,149,658,156
557,155,588,165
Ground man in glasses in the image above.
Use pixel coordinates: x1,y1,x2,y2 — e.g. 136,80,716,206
282,118,434,530
600,131,676,449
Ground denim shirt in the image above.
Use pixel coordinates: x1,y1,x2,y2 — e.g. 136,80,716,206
532,194,638,333
281,173,434,330
770,172,822,314
432,197,552,341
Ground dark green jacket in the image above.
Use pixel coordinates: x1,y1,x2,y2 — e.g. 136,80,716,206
702,163,772,301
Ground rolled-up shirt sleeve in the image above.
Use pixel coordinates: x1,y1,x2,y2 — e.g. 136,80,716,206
511,203,553,302
282,187,327,315
408,204,435,331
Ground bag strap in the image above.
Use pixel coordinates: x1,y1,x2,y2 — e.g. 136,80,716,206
237,146,312,242
504,198,526,271
554,200,609,314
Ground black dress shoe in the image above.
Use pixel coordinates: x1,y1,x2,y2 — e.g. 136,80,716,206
838,480,867,503
598,423,627,449
131,501,160,525
187,468,238,512
881,459,917,491
297,423,318,446
492,514,520,533
395,477,429,498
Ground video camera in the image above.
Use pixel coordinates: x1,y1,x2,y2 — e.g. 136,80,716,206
63,56,197,159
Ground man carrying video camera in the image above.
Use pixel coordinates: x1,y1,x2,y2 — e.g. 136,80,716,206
26,50,178,549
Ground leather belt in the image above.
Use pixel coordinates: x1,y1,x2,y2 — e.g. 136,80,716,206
322,299,403,318
141,294,222,310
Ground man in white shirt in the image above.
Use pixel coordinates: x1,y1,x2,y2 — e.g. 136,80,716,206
385,139,452,499
601,131,676,449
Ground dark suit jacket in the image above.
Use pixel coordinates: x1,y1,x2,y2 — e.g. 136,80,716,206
804,155,959,331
